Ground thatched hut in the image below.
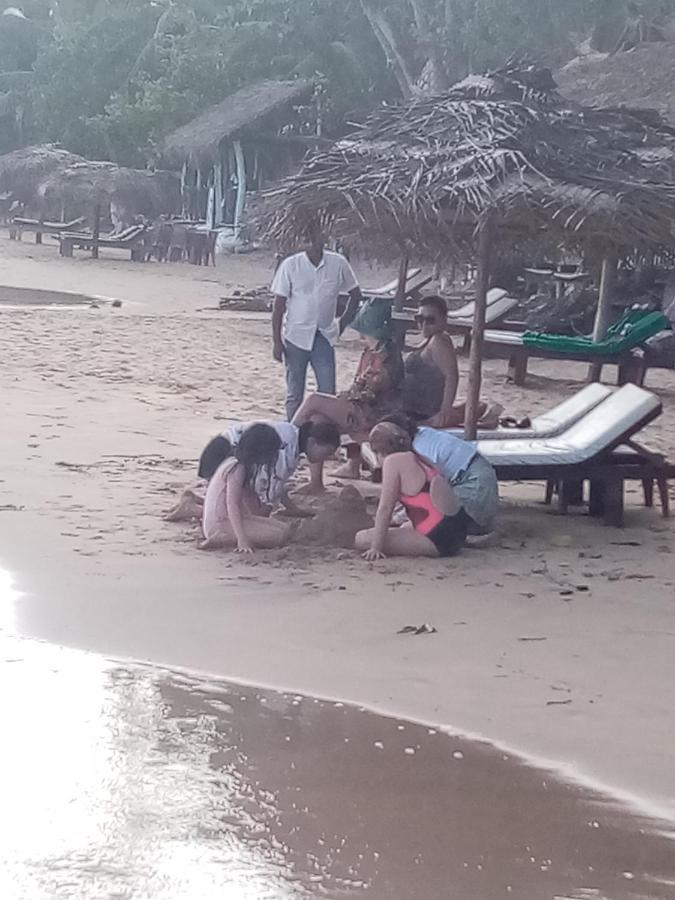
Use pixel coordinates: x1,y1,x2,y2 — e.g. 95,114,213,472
0,144,86,209
557,43,675,125
161,78,316,232
264,63,675,435
36,161,180,228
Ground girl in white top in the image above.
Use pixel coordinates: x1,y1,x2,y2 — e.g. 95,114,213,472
201,423,292,553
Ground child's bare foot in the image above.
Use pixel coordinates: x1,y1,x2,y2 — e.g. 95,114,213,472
165,490,204,522
478,403,504,430
198,534,229,550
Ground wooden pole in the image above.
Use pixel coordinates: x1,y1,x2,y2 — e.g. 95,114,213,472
464,217,493,440
394,251,409,313
393,251,409,350
588,250,618,382
91,200,101,260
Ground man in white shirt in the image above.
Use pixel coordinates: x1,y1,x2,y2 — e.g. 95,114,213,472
271,226,362,419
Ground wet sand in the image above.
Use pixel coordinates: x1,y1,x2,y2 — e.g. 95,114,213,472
0,239,674,822
2,632,675,900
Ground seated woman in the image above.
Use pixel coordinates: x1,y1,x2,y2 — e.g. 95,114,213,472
413,295,502,429
355,421,468,560
292,298,404,492
200,423,295,552
380,413,499,535
165,420,341,522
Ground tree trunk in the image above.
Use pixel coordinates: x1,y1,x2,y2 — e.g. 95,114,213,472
410,0,449,91
359,0,416,98
464,216,493,440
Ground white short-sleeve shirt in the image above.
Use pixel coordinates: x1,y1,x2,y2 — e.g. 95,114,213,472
271,250,359,351
225,421,300,503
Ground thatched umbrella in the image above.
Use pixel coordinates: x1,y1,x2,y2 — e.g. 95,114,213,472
36,161,180,225
0,144,86,206
264,63,675,437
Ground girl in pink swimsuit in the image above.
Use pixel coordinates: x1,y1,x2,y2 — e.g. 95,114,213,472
355,422,468,560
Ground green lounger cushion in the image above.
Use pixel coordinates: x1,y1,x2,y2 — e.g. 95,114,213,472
522,309,671,356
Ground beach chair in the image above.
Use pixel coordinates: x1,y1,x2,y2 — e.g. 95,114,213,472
439,383,614,441
59,224,147,260
11,215,86,244
478,384,674,525
364,268,433,301
483,309,672,386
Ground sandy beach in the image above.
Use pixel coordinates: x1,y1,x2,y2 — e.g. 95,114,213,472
1,237,675,822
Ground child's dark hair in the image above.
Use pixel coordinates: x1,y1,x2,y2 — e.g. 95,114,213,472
198,435,233,480
298,421,341,452
235,423,283,501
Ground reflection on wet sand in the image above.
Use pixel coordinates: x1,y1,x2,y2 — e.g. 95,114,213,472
0,634,673,900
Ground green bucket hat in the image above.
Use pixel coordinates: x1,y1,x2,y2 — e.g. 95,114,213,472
350,297,392,341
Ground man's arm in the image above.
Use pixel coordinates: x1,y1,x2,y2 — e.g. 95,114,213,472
339,286,363,335
272,295,287,362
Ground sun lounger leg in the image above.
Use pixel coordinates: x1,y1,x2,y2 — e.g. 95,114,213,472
508,353,528,386
545,480,555,505
602,477,624,527
656,477,670,518
589,479,605,517
642,478,654,508
60,238,74,258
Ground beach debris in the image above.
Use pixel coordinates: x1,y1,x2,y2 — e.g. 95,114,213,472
111,299,122,308
397,624,438,635
452,751,464,760
546,699,572,706
0,504,24,511
518,636,547,642
219,286,272,312
559,589,574,597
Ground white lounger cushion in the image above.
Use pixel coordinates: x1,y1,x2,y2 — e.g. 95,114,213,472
446,287,508,320
483,328,524,346
447,294,519,328
441,383,614,441
478,384,661,467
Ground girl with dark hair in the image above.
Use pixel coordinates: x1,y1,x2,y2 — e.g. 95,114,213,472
165,420,340,523
201,423,292,552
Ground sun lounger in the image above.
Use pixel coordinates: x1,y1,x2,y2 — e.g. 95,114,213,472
440,383,613,441
478,384,673,525
363,268,433,302
10,216,86,244
483,309,672,386
59,224,147,260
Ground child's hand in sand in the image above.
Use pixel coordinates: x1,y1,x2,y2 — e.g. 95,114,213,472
363,547,386,562
235,542,254,554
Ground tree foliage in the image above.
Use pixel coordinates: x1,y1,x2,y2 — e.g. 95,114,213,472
1,0,675,162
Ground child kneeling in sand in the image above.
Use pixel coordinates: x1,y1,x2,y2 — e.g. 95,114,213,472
201,423,294,553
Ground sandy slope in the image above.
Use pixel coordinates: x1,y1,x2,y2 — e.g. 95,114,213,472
1,238,675,820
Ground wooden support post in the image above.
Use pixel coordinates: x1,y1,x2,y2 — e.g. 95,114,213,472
588,251,618,382
393,252,409,349
464,217,493,440
91,201,101,260
394,252,409,313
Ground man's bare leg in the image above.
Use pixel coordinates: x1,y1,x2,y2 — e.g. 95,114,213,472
334,442,362,480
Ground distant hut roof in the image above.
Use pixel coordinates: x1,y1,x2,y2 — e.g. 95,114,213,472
0,144,86,202
557,43,675,124
264,64,675,261
37,161,180,218
162,78,314,168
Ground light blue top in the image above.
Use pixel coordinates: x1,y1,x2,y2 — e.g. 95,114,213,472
413,427,478,483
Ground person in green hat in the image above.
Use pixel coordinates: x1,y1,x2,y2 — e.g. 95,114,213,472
291,297,404,491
